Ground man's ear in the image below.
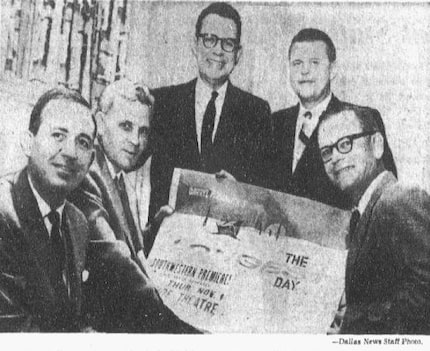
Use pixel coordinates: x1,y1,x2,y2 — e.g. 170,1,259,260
95,111,105,137
20,130,34,157
329,61,337,82
235,45,243,65
372,132,384,160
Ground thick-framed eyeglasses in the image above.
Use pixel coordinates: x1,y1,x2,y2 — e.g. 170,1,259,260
197,33,238,53
320,131,377,163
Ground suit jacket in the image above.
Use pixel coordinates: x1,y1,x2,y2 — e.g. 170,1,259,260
70,146,149,260
0,169,88,331
269,96,397,209
0,169,197,333
148,79,272,251
341,172,430,334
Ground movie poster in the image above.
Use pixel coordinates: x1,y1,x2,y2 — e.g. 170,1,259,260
148,169,349,333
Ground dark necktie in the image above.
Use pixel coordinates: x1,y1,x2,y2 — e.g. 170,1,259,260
47,210,67,299
115,173,143,254
299,111,312,145
349,209,361,240
201,91,218,168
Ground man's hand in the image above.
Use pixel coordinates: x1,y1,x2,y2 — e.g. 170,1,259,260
215,170,236,181
153,205,174,228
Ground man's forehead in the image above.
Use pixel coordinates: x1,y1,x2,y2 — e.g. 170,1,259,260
320,111,361,142
107,99,150,121
201,14,237,37
290,40,329,58
41,98,95,131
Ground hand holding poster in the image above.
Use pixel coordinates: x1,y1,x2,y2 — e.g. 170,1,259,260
147,169,349,333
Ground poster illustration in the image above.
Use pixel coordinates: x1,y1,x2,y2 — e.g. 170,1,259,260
148,169,349,333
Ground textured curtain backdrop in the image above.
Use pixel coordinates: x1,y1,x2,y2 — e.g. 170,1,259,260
125,1,430,190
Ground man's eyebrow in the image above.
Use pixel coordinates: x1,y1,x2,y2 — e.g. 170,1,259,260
78,132,93,140
52,127,68,133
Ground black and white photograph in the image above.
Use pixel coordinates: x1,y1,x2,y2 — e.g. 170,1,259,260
0,0,429,350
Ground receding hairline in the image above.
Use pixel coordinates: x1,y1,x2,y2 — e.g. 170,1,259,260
289,39,332,60
40,97,96,138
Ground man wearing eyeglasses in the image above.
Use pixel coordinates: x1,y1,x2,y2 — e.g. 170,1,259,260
318,107,430,334
148,2,271,254
270,28,396,210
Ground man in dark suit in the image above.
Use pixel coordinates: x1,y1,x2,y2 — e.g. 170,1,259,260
318,106,430,334
0,88,196,332
270,28,396,209
150,2,272,236
70,79,157,261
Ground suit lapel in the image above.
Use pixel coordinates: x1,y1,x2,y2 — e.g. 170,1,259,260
283,104,299,176
12,169,52,285
294,96,339,176
213,81,236,149
180,79,200,165
94,148,139,256
346,172,397,275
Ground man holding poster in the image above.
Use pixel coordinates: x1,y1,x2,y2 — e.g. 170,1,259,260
147,168,350,333
318,106,430,334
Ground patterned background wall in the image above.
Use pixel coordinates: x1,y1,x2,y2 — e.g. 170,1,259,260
1,1,430,191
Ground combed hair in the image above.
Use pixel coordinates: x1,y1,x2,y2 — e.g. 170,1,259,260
321,106,381,134
289,28,336,63
97,79,154,119
195,2,242,43
29,87,94,136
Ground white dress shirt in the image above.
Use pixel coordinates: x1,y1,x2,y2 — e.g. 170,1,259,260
292,93,333,172
28,175,69,293
105,155,152,232
28,175,65,236
105,156,152,267
195,78,228,152
356,171,388,215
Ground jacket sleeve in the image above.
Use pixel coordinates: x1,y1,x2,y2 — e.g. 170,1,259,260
344,186,430,334
85,240,199,333
0,216,39,332
381,186,430,333
246,99,272,187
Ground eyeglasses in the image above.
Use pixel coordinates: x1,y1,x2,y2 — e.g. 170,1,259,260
197,33,238,53
320,131,377,163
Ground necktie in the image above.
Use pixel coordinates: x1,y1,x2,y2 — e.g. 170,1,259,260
349,209,361,239
115,173,143,254
47,210,67,299
299,111,312,145
201,91,218,168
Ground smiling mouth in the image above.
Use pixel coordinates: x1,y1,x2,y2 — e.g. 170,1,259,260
123,149,138,157
208,59,224,66
334,165,354,176
53,163,76,176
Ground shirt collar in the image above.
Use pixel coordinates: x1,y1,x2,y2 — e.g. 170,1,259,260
299,93,333,120
356,171,388,215
196,77,228,104
27,174,65,219
105,154,121,180
104,154,137,185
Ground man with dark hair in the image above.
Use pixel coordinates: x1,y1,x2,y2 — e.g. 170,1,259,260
149,2,272,253
270,28,396,209
0,88,196,332
318,107,430,334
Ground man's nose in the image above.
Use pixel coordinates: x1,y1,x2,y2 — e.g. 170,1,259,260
330,146,344,164
301,61,310,75
212,39,224,54
61,138,78,159
128,129,140,146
